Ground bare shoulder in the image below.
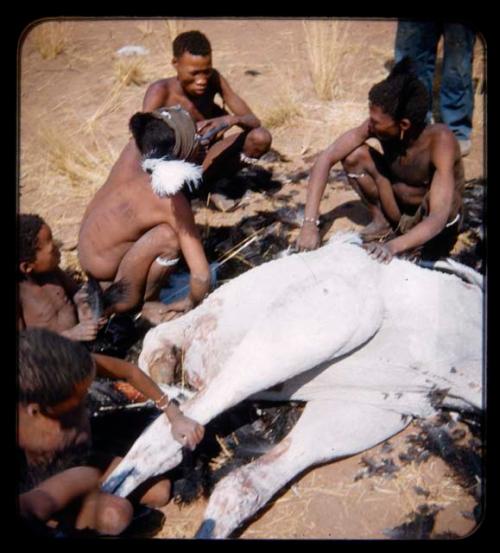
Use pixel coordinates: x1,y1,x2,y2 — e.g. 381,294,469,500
143,78,177,110
426,123,456,145
146,78,172,94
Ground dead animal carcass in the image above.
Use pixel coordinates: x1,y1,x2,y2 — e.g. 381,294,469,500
102,232,483,538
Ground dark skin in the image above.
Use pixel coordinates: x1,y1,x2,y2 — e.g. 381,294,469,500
19,350,207,534
297,103,464,263
78,138,212,325
19,223,204,448
142,51,272,183
18,373,165,535
18,224,103,341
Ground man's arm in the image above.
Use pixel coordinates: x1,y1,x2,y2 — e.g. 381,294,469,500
169,194,212,308
142,80,170,112
197,72,261,138
93,353,205,450
297,120,371,250
382,129,456,259
19,466,101,522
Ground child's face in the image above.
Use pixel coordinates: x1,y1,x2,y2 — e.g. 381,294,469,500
173,52,213,97
31,224,61,273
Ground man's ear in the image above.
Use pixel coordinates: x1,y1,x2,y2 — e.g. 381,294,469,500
400,118,411,132
172,57,178,69
19,261,33,276
26,403,41,417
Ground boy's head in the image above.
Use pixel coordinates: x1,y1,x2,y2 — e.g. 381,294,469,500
18,328,95,460
367,57,429,141
18,214,61,278
172,30,213,97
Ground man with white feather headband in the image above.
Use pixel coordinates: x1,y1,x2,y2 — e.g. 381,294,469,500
78,105,211,325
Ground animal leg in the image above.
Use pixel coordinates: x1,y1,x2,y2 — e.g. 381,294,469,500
196,399,410,538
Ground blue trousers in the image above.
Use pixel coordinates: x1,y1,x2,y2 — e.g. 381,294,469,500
395,21,476,140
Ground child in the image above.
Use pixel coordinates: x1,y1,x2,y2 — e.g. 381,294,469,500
18,216,204,449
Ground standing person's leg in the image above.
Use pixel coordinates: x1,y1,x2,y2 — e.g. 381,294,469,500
395,21,441,121
440,23,476,153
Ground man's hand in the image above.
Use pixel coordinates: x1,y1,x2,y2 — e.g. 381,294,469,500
168,411,205,451
296,224,321,252
161,296,194,320
74,288,107,328
363,241,394,264
196,116,233,145
63,319,100,341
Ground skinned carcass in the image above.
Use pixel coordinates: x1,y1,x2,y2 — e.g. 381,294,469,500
101,233,483,538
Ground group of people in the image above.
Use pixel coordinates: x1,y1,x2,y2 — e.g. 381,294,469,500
18,24,477,536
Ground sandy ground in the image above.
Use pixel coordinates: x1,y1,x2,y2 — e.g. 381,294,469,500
19,18,486,540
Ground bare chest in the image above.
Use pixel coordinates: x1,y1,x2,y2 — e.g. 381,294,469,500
20,281,77,330
386,146,434,187
168,90,220,122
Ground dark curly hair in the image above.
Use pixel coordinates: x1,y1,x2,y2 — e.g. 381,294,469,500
129,112,176,159
368,57,429,128
19,213,45,265
173,30,211,58
19,327,95,407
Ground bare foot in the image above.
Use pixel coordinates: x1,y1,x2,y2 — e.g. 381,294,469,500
209,192,239,212
140,301,180,326
360,221,393,242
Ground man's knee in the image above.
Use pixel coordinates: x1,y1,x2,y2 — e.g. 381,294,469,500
342,144,370,171
154,224,180,258
140,478,171,509
95,494,133,536
244,127,272,157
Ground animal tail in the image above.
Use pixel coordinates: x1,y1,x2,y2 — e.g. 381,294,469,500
418,258,484,290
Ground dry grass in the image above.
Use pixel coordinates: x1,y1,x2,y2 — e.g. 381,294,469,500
30,21,71,60
114,57,148,86
261,97,301,129
136,20,155,37
303,20,355,101
165,19,185,43
38,126,117,196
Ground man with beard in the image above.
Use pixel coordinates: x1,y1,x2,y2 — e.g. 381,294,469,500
296,57,464,263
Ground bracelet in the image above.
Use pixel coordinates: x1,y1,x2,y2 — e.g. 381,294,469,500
155,393,168,409
302,216,320,227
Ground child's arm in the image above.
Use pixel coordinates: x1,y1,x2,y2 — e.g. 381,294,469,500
19,466,101,522
92,354,205,450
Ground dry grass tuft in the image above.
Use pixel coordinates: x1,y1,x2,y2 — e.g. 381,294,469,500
261,97,301,129
136,20,154,37
114,58,148,86
30,21,71,60
165,19,185,43
38,126,117,195
303,20,353,101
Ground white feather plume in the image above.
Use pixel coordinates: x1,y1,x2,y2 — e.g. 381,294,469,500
142,158,203,197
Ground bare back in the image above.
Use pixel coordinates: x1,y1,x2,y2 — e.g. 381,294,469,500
78,140,189,281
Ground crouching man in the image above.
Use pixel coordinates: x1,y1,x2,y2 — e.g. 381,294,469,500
78,106,211,325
